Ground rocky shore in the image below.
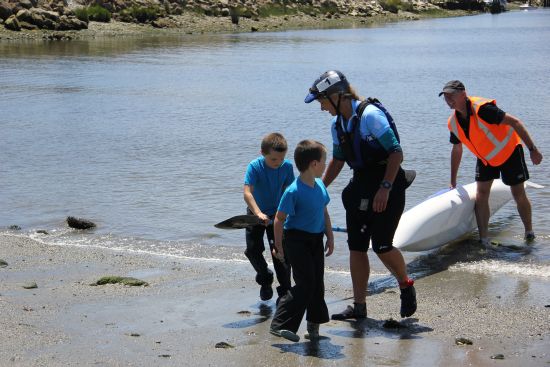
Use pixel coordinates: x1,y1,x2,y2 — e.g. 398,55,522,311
0,0,516,41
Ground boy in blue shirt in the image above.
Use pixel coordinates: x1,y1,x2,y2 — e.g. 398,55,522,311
269,140,334,342
244,132,294,301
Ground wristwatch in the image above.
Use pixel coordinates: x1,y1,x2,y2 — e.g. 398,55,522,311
380,180,392,190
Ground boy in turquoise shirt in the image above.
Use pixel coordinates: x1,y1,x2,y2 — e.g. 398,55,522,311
270,140,334,342
244,132,294,301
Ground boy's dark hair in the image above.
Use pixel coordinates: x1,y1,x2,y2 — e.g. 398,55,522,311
294,140,326,172
261,132,288,154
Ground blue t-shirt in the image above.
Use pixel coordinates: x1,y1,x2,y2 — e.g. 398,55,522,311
278,177,330,234
330,99,401,160
244,157,295,216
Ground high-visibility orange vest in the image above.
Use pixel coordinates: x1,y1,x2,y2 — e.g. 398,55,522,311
447,96,520,166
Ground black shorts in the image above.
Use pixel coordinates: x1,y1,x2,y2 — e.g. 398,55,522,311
476,145,529,186
342,171,406,254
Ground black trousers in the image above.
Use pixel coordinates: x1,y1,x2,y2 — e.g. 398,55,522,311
270,229,329,333
245,219,291,297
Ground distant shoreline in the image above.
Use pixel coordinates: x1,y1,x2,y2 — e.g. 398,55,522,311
0,8,476,41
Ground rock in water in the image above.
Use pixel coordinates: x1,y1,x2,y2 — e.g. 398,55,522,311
67,216,96,229
91,276,148,287
455,337,473,345
215,342,234,349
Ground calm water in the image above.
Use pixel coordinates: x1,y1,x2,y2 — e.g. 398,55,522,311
1,10,549,281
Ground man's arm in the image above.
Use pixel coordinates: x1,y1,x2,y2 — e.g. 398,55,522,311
322,158,345,187
450,143,463,188
501,114,543,165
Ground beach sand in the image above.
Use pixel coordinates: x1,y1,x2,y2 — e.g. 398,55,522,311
0,233,548,366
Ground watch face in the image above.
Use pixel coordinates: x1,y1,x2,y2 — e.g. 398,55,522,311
381,181,392,189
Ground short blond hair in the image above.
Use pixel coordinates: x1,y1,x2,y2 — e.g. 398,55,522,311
261,132,288,154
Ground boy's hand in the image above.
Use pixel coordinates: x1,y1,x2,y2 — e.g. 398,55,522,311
272,246,285,263
325,237,334,257
257,212,270,226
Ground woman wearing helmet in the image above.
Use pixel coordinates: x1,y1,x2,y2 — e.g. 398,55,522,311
305,70,417,319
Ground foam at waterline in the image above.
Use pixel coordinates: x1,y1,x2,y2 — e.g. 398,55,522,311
5,232,396,277
450,260,550,278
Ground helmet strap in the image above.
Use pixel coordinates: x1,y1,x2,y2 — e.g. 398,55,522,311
327,93,343,115
327,93,344,127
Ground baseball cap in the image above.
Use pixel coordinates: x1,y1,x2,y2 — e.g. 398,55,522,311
438,80,465,96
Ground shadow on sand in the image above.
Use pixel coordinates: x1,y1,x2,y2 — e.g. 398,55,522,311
222,302,273,329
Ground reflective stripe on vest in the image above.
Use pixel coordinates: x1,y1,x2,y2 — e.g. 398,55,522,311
448,96,519,166
470,98,516,161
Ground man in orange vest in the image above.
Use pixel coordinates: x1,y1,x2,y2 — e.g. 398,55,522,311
439,80,543,245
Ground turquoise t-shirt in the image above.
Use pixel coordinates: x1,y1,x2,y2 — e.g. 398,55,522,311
244,157,295,216
278,177,330,234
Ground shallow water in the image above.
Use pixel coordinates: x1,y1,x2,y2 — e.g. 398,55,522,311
1,10,549,282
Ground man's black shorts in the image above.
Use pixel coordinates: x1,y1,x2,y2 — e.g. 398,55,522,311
476,144,529,186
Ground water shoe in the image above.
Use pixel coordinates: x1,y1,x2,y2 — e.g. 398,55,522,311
331,303,367,320
270,328,300,342
400,284,417,318
260,284,273,301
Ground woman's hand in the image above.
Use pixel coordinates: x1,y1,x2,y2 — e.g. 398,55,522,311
372,188,390,212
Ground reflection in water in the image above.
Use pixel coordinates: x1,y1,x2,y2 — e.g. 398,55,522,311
0,32,315,59
328,317,432,340
272,339,345,360
366,237,534,296
222,302,273,329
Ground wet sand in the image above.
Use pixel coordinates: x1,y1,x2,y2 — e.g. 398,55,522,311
0,233,548,366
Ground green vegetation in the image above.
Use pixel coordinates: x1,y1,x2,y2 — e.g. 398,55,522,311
257,4,299,17
379,0,416,13
257,4,340,18
120,6,160,23
91,276,149,287
420,8,450,17
74,7,89,22
87,5,112,22
214,3,341,19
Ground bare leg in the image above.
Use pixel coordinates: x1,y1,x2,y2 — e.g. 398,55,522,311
350,250,369,303
377,248,409,287
510,183,533,233
475,180,493,240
